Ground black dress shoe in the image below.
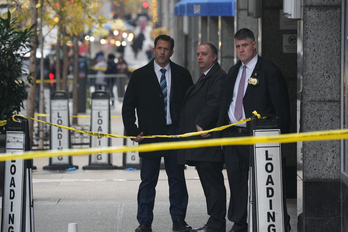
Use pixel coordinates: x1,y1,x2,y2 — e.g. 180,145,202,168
191,225,224,232
135,221,152,232
172,219,192,232
229,222,247,232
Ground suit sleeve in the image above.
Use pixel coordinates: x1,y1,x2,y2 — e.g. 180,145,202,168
267,67,291,133
122,75,141,136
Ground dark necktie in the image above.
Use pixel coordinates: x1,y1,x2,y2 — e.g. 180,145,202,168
160,68,167,115
195,73,205,88
234,65,247,120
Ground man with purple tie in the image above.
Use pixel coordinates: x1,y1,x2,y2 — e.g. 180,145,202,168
215,28,291,232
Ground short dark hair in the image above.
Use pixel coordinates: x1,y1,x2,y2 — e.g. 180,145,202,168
154,34,174,50
234,28,255,41
199,41,218,56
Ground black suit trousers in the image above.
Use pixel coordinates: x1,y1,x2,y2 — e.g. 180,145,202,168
195,161,226,230
137,125,188,224
223,130,249,225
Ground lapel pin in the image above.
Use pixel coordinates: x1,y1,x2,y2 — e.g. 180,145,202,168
248,77,259,86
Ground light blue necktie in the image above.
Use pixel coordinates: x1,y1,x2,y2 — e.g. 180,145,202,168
160,68,167,115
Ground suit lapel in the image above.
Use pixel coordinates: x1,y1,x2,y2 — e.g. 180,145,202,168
146,60,164,93
245,56,262,97
226,61,240,105
186,63,220,99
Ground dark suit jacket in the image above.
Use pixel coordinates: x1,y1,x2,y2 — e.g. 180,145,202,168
178,63,227,164
122,59,193,158
216,55,290,135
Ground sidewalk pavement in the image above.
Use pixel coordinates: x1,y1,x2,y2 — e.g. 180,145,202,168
29,100,298,232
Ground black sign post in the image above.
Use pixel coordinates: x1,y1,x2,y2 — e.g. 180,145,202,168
44,91,78,170
248,116,285,232
83,91,117,170
2,116,34,232
78,57,87,113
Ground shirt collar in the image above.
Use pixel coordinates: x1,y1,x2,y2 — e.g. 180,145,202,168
242,55,258,70
154,60,170,74
203,63,215,76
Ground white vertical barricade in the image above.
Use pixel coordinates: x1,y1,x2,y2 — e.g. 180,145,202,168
2,116,34,232
122,137,141,169
44,91,78,170
248,116,285,232
122,136,164,170
83,91,117,170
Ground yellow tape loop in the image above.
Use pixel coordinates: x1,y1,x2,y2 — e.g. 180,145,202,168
12,115,20,123
0,120,6,127
252,110,261,119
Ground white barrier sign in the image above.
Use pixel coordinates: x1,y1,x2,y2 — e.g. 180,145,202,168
51,99,70,164
91,99,110,164
125,139,140,165
3,132,25,232
254,129,284,232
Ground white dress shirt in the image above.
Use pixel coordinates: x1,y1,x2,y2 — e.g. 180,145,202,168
228,55,258,127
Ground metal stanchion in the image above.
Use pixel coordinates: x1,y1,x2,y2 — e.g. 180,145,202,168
2,116,34,232
44,91,78,170
248,115,285,232
83,91,117,170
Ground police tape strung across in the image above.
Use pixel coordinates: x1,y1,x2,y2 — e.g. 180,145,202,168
1,128,348,162
8,111,261,140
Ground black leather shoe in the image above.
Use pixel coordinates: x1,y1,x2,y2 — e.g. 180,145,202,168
135,221,152,232
172,219,192,232
191,225,224,232
229,222,247,232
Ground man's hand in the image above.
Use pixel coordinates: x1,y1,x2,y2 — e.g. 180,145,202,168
133,132,144,142
196,125,211,138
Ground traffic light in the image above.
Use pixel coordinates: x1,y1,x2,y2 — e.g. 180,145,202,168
142,1,149,9
49,72,54,85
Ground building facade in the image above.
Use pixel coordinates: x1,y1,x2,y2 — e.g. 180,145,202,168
156,0,348,230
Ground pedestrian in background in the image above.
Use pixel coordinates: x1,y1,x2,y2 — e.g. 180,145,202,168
179,41,227,232
215,28,291,232
116,56,128,101
105,53,117,106
94,54,107,91
122,34,193,232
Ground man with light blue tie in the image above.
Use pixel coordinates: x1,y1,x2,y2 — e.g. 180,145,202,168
215,28,291,232
122,35,193,232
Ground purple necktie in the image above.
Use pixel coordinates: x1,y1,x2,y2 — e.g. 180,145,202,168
234,65,247,120
196,74,205,88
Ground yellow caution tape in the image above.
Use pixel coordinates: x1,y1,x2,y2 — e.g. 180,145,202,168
10,114,131,139
11,112,261,140
71,115,90,118
90,66,107,71
35,113,50,117
0,120,6,127
0,128,348,162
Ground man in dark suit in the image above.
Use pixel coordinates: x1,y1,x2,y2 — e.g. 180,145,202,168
122,35,193,232
178,42,227,232
216,28,290,232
